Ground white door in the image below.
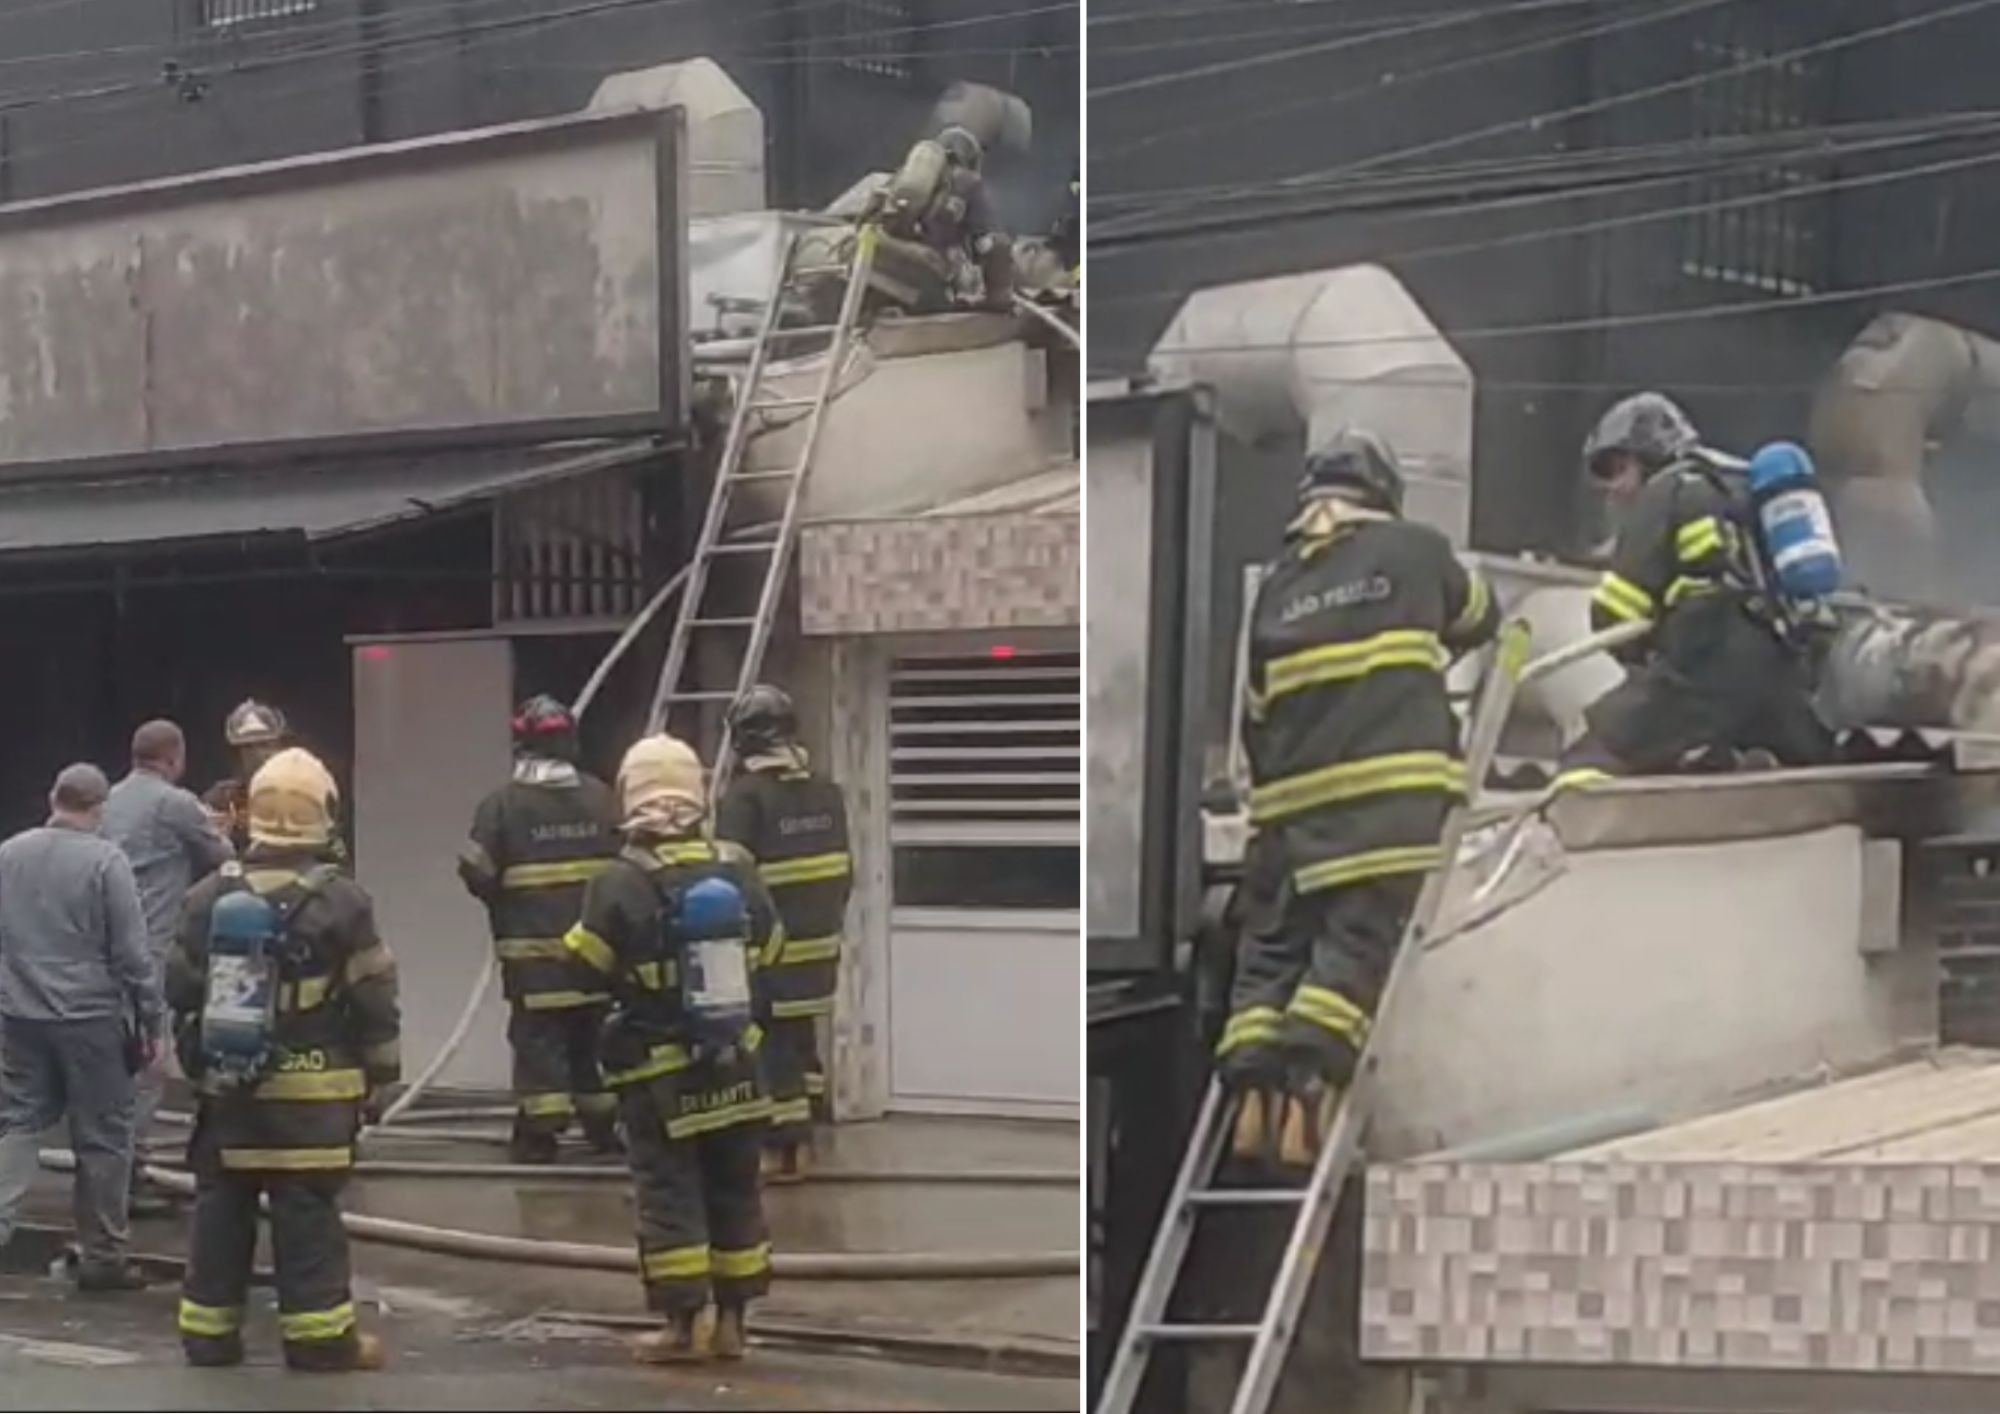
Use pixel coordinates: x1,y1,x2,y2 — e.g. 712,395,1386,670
885,646,1080,1118
351,636,515,1090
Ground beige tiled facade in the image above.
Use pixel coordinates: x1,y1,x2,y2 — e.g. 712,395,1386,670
799,510,1080,636
1363,1160,2000,1374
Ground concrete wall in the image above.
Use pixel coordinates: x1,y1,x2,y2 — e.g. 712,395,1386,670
1371,825,1938,1158
0,114,671,467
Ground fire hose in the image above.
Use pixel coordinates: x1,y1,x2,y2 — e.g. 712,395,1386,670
38,1150,1076,1280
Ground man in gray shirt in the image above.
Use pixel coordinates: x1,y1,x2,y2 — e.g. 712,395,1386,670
0,763,161,1290
103,720,233,1187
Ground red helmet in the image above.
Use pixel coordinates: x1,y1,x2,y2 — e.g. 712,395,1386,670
512,694,578,752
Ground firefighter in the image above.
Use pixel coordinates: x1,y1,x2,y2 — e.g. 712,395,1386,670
457,694,621,1162
1562,392,1834,782
563,734,777,1364
715,685,853,1183
167,748,399,1372
202,699,290,850
1219,431,1499,1170
879,125,1013,311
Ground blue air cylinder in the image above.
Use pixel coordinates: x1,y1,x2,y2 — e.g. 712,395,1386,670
203,889,282,1080
677,876,754,1054
1748,440,1844,600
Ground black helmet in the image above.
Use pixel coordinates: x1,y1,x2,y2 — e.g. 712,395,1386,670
224,699,288,749
1583,392,1699,480
938,126,983,171
728,684,799,756
512,694,579,760
1300,429,1405,515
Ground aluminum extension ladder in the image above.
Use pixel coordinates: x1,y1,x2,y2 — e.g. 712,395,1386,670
1098,619,1623,1414
645,223,879,781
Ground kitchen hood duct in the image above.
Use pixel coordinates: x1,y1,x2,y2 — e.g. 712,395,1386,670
588,57,765,216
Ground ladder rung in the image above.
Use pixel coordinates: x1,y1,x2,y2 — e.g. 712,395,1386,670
1135,1323,1260,1343
767,324,839,340
752,397,817,412
791,263,849,278
726,470,797,484
707,541,780,555
663,691,737,703
1185,1189,1308,1209
688,617,757,629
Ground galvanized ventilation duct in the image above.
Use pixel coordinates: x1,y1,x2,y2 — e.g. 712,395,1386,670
1147,264,1475,545
588,57,765,216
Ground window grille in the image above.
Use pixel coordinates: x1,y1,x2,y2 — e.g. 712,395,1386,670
201,0,318,28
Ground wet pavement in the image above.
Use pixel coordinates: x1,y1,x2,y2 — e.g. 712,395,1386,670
0,1266,1077,1411
8,1112,1080,1409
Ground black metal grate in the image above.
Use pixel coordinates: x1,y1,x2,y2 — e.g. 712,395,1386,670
200,0,317,26
1922,839,2000,1047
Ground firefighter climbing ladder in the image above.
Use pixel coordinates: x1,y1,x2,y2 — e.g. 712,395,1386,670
646,223,879,779
1096,620,1642,1414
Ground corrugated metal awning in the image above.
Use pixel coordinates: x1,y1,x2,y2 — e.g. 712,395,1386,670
0,438,661,559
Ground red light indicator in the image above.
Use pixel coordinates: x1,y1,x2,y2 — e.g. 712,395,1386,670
360,646,393,663
990,645,1018,660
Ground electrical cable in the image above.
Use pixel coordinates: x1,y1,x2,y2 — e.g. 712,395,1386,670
1124,0,2000,231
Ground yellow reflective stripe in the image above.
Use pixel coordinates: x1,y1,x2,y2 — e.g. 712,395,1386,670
501,859,611,889
496,937,568,962
1248,751,1465,825
759,923,789,971
278,1302,356,1343
772,996,834,1020
178,1300,242,1337
253,1068,367,1102
641,1245,711,1281
1664,575,1719,607
1293,844,1445,895
220,1146,352,1172
1263,630,1447,702
1676,515,1726,562
654,841,719,866
761,852,853,887
344,943,395,984
666,1097,773,1140
563,925,618,975
713,1242,772,1279
520,989,610,1011
770,1097,813,1126
778,934,841,965
518,1092,575,1118
1553,768,1615,792
278,974,334,1013
1216,1005,1282,1057
634,959,678,991
1592,571,1656,624
603,1044,694,1088
1287,985,1371,1044
1452,572,1493,638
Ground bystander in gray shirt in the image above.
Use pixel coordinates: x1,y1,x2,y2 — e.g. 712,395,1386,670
104,767,233,952
0,820,160,1032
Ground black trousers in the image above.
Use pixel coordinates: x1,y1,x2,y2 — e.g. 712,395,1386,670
179,1156,358,1370
1569,596,1833,776
622,1083,771,1315
508,1004,616,1139
1219,870,1423,1091
762,1017,823,1144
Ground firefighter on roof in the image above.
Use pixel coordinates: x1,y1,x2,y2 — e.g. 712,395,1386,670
1220,430,1499,1170
1562,392,1833,782
168,748,399,1372
564,733,779,1364
715,685,853,1182
458,694,622,1163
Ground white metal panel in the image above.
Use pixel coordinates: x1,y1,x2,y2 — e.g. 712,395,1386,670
352,637,514,1090
887,908,1079,1115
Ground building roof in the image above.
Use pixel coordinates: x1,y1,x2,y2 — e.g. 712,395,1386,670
1564,1048,2000,1164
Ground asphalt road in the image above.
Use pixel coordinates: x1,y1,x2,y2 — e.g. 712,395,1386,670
0,1267,1079,1412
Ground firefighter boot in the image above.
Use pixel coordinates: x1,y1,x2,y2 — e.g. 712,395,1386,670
1229,1087,1280,1167
509,1116,559,1166
632,1310,703,1365
351,1331,387,1371
711,1303,749,1361
762,1140,808,1186
1277,1083,1342,1172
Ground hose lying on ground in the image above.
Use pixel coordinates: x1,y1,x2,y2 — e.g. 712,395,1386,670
39,1150,1076,1280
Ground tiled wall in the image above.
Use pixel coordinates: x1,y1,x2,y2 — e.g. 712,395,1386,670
799,511,1080,635
1363,1161,2000,1374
